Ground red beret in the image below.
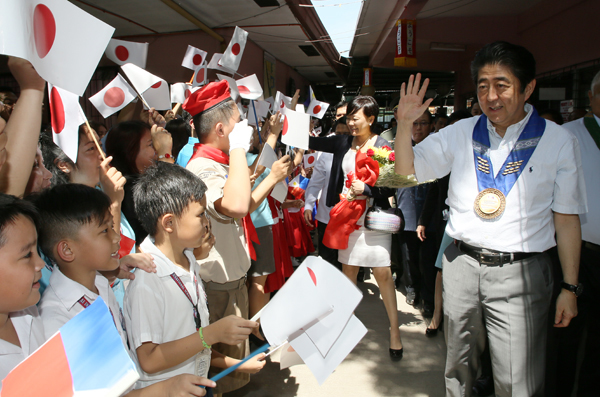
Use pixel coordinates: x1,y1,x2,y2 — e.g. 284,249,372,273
182,80,232,117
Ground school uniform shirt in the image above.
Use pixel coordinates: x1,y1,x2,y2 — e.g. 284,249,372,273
246,152,275,228
0,306,46,389
176,137,200,167
413,104,587,253
124,236,210,389
187,156,251,283
39,268,128,350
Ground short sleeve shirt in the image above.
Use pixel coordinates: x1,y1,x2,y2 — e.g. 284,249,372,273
246,152,275,228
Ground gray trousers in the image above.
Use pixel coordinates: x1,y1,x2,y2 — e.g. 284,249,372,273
442,243,553,397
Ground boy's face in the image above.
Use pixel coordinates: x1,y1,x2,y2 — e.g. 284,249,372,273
0,215,45,313
175,196,211,249
71,212,120,272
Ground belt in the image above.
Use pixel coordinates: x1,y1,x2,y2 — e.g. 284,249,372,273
454,240,541,266
204,276,247,291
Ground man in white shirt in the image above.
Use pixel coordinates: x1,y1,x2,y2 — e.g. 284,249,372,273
394,41,586,396
548,69,600,396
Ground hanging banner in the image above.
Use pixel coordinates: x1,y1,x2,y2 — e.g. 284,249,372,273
363,68,372,87
395,19,417,68
264,52,277,99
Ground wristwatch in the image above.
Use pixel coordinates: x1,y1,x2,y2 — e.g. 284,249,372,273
561,281,583,297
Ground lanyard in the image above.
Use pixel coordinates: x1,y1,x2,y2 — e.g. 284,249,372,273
78,295,121,331
170,272,203,330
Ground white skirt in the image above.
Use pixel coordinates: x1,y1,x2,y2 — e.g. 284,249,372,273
338,226,391,267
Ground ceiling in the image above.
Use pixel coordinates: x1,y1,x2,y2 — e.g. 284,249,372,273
68,0,343,85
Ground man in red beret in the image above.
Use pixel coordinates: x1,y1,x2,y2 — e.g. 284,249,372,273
183,80,290,394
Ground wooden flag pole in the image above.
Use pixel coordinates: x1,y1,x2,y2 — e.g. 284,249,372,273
188,71,195,85
172,103,182,114
79,108,106,161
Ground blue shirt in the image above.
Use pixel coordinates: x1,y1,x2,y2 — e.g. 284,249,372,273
247,153,275,228
176,137,200,167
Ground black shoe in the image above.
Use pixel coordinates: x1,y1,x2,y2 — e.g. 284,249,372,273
425,320,442,337
389,348,403,362
472,375,494,396
421,302,434,318
406,290,417,306
357,268,365,283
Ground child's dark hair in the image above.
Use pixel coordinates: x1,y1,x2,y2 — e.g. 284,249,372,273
133,162,207,237
0,194,39,248
33,184,112,261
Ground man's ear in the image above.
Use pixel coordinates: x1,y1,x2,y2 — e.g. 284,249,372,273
524,78,536,102
214,121,226,139
56,240,75,263
55,159,71,174
159,213,175,234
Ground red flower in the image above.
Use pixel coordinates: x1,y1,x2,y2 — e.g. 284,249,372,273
389,152,396,162
366,148,375,157
382,145,392,151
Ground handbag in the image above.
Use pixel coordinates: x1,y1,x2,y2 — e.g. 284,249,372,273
364,205,404,234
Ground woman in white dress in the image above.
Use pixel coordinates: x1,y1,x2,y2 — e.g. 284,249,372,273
308,96,404,360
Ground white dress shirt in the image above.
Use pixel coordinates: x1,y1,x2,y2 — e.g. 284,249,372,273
414,104,587,253
124,237,210,388
304,152,334,223
563,114,600,245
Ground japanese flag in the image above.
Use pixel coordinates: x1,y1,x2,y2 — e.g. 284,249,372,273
141,80,171,110
48,83,86,163
265,96,274,110
105,39,149,68
247,100,270,126
281,107,310,150
311,126,322,137
181,45,207,70
307,98,330,119
191,65,208,88
0,0,114,96
236,74,263,100
207,53,236,75
89,74,137,118
274,91,292,111
170,83,192,104
120,63,161,93
120,63,170,110
218,26,248,73
303,153,317,168
216,74,239,101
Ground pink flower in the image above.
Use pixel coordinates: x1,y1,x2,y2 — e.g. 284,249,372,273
366,148,375,157
382,145,392,151
389,152,396,162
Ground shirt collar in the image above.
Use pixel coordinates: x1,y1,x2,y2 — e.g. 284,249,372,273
0,309,36,355
50,267,106,311
139,236,197,279
486,103,533,140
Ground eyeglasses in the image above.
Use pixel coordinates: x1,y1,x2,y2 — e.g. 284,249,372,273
413,121,431,127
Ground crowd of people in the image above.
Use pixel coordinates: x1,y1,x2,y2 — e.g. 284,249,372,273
0,39,597,397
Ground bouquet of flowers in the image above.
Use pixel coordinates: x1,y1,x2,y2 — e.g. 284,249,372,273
366,145,427,188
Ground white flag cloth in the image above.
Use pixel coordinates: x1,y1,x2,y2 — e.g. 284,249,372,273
307,98,330,119
274,91,292,111
265,96,274,110
105,39,148,68
281,107,310,150
295,104,305,113
216,74,239,101
120,63,171,110
191,65,208,88
48,83,86,163
141,80,171,110
236,74,263,100
0,0,114,96
181,45,207,70
303,153,317,168
246,100,270,126
170,83,192,104
207,53,236,75
218,26,248,73
89,74,137,118
120,63,161,94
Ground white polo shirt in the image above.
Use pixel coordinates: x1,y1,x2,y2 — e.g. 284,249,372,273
563,115,600,245
124,236,210,389
414,104,587,253
0,306,46,389
39,268,127,350
304,152,334,224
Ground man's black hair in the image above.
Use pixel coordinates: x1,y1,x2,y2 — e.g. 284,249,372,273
133,162,207,237
448,109,473,124
165,118,192,159
471,41,536,93
33,184,112,261
0,194,39,248
335,101,347,110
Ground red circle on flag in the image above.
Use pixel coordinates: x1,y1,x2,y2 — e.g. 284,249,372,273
185,89,191,99
238,85,250,95
104,87,125,108
308,156,315,165
33,4,56,59
232,43,241,56
307,267,317,286
280,100,285,109
151,81,162,89
193,54,203,65
115,45,129,62
282,115,289,136
196,68,205,84
312,105,322,115
49,87,65,133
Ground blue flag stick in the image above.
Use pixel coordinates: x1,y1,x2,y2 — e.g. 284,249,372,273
251,100,262,144
209,343,270,383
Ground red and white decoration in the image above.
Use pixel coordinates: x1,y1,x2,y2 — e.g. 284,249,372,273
0,0,114,96
105,39,148,68
170,83,192,104
216,74,239,101
218,26,248,73
395,19,417,67
274,91,292,111
191,65,208,88
141,80,171,110
281,107,310,150
236,74,263,100
48,83,86,163
120,63,171,110
303,153,317,168
181,45,207,70
307,98,330,119
310,126,322,137
89,74,137,118
207,53,236,75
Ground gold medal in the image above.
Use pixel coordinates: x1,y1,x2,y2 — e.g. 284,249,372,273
474,188,506,219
